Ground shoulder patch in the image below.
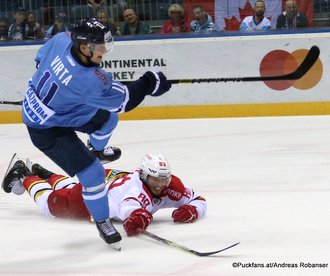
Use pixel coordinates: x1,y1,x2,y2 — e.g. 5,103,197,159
95,69,109,85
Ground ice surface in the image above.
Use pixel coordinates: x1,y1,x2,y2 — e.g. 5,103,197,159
0,117,329,276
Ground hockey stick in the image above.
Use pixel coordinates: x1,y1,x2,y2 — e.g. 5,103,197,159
0,46,319,106
0,100,23,105
121,45,320,85
143,230,240,257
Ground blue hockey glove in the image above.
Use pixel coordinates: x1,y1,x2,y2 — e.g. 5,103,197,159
143,71,172,97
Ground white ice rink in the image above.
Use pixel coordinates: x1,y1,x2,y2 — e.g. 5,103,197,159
1,116,330,276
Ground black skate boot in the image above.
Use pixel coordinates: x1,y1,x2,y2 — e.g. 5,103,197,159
96,218,122,249
26,159,54,180
87,140,121,163
2,154,32,195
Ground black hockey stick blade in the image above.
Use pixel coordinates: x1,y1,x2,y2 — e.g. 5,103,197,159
0,100,23,105
143,231,240,257
242,45,320,82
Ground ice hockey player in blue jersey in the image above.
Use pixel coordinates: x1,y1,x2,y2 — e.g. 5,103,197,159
21,18,172,246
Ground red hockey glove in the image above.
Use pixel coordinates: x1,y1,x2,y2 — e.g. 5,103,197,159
172,204,198,223
123,208,153,237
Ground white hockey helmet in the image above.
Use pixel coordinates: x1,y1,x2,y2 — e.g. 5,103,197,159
139,154,171,182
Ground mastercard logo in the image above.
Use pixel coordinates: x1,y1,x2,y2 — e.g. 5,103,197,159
259,48,323,91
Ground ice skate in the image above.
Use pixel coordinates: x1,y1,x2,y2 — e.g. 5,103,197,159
87,141,121,163
96,218,122,249
26,158,54,179
2,154,32,195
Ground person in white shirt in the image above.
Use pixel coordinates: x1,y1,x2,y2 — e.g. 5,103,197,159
2,153,207,237
240,0,271,31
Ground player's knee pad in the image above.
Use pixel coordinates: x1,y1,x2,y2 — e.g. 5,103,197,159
76,159,106,193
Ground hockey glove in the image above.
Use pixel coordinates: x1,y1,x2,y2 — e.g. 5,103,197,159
172,204,198,223
123,208,153,237
143,71,171,97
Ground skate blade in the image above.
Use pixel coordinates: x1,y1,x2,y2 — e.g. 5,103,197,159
99,159,119,164
1,153,19,189
109,241,121,251
3,153,19,177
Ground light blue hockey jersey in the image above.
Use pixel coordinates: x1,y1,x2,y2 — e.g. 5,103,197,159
22,32,128,128
190,14,219,33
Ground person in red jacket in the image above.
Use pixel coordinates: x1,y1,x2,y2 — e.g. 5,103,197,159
160,4,189,35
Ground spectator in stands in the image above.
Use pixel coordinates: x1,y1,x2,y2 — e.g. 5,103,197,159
8,8,27,40
160,3,189,35
190,4,218,33
276,0,308,29
25,11,45,40
45,11,70,39
96,9,120,36
0,17,9,41
120,8,153,35
240,0,271,31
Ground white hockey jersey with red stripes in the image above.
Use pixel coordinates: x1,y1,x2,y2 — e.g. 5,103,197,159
24,168,207,222
105,170,207,221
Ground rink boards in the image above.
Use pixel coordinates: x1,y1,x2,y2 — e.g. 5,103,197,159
1,31,330,123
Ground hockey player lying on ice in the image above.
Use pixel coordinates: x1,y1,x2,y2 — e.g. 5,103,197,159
2,153,207,237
